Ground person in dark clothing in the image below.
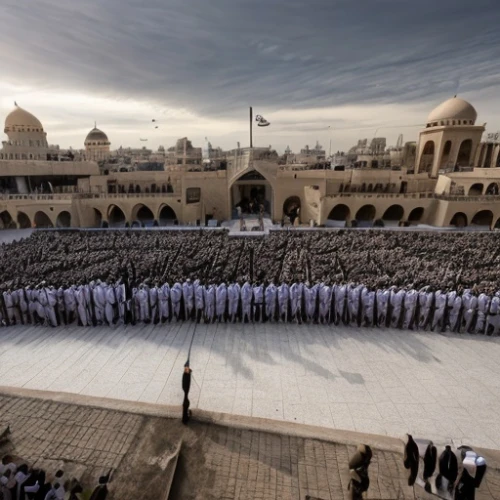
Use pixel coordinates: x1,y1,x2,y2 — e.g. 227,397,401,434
89,475,109,500
404,434,420,486
348,444,372,500
436,445,459,493
182,362,192,425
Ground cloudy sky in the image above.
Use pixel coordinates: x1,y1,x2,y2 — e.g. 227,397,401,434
1,0,500,153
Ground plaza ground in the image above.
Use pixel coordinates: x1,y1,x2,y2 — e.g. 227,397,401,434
1,323,499,452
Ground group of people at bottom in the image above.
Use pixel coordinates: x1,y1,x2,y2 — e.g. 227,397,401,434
0,455,109,500
348,436,487,500
1,279,499,335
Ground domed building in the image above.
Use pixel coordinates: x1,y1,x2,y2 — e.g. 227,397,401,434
84,125,111,161
0,103,49,160
416,96,484,177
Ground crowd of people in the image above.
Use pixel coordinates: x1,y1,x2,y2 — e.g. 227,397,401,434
0,276,499,335
0,229,498,333
0,454,109,499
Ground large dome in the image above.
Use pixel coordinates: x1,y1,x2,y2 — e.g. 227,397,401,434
427,97,477,125
85,127,109,143
4,105,44,131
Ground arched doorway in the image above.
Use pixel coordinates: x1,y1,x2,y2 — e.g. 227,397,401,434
17,212,31,229
282,196,301,224
468,183,483,196
108,205,126,227
440,140,452,168
231,170,272,218
457,139,473,166
34,211,53,228
56,211,71,228
327,204,350,221
418,141,434,174
485,182,499,195
471,210,493,228
408,207,424,223
159,205,177,226
355,205,376,221
132,204,155,227
450,212,468,227
382,205,404,221
93,208,103,228
0,211,14,229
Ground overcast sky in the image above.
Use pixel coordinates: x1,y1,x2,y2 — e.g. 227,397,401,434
1,0,500,153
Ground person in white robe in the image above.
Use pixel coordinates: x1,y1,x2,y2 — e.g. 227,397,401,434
159,282,171,323
241,280,253,323
290,282,303,323
461,289,477,333
277,282,289,322
432,290,447,332
76,285,89,326
193,280,204,323
227,282,240,322
105,283,117,325
485,291,500,336
336,284,348,325
265,281,277,322
171,282,183,321
361,286,375,327
252,282,264,322
204,283,216,322
216,282,227,322
402,287,418,330
137,284,150,323
182,279,194,321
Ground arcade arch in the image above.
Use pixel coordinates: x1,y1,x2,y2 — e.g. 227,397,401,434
0,211,14,229
408,207,424,223
17,212,31,229
471,210,493,227
159,204,177,226
327,204,350,221
485,182,499,195
468,183,483,196
419,141,434,174
34,211,53,228
440,140,452,168
231,170,272,217
132,204,155,226
56,211,71,228
457,139,473,166
93,208,103,228
450,212,468,227
382,204,404,221
108,205,126,227
355,204,376,221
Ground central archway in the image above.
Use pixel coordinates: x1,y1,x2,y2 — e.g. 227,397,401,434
408,207,424,223
34,211,53,228
450,212,468,227
159,204,177,226
108,205,126,228
231,169,272,218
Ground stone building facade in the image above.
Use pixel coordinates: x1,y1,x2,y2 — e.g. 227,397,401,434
1,97,500,230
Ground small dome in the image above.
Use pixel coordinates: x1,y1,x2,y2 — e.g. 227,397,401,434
85,127,109,143
427,97,477,125
5,105,43,131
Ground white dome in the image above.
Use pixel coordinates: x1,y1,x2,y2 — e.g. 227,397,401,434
427,97,477,125
4,105,44,131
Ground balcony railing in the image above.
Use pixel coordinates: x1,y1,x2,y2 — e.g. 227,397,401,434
75,192,179,199
433,194,500,202
325,192,435,199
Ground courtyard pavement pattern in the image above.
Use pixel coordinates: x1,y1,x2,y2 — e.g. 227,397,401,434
1,323,500,450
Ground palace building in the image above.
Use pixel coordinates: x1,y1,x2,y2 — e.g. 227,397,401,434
0,97,500,230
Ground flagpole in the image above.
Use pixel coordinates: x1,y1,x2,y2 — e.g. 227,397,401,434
250,107,253,149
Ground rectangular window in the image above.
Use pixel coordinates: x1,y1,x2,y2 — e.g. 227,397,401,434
186,187,201,204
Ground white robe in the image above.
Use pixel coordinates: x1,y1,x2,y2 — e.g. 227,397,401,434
159,283,171,320
403,289,417,329
105,285,116,325
277,283,289,319
265,284,277,319
216,283,227,318
318,284,332,321
182,282,194,318
241,282,253,320
227,283,240,319
204,285,216,320
171,283,183,318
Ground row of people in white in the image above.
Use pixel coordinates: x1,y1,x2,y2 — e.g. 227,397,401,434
1,281,498,335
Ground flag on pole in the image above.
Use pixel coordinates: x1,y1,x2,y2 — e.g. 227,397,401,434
255,114,270,127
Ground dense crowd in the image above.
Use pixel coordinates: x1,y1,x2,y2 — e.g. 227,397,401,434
0,229,500,291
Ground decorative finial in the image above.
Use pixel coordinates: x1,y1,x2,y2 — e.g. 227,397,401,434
454,94,457,98
14,101,18,107
94,121,97,129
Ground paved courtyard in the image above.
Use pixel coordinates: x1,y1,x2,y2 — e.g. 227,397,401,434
1,323,499,450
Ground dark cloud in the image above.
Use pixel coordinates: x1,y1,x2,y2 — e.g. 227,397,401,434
1,0,500,118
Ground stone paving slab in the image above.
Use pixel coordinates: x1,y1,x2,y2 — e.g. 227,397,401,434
1,323,499,450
